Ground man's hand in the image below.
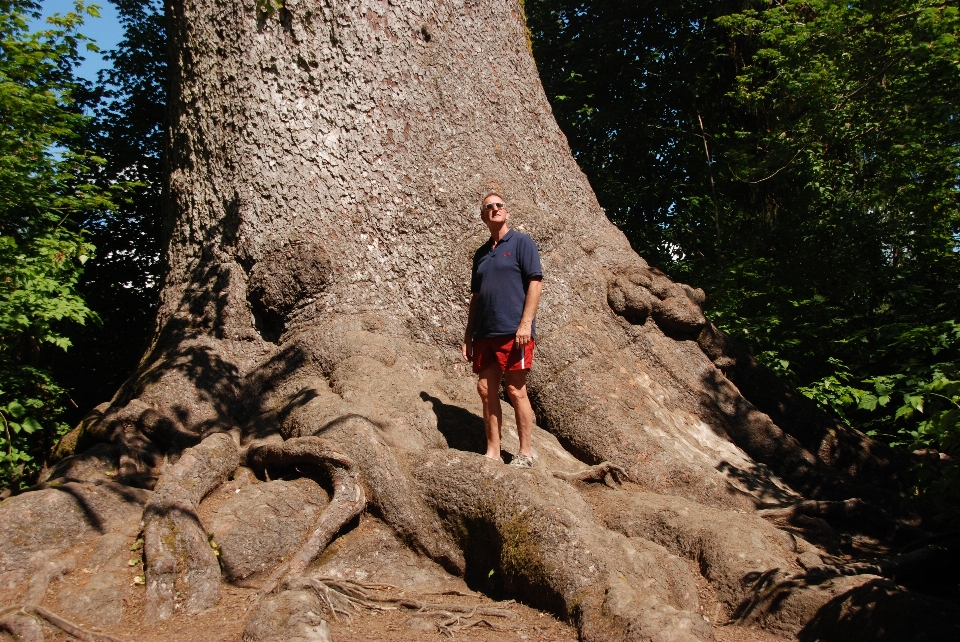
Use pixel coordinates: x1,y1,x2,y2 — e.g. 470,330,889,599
462,338,473,361
515,321,532,347
514,279,541,348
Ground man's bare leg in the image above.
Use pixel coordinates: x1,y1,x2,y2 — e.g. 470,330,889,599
477,364,505,459
504,369,534,458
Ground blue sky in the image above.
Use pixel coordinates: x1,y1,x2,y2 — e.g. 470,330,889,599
38,0,125,81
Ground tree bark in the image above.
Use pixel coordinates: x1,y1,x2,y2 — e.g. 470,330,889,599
23,1,947,640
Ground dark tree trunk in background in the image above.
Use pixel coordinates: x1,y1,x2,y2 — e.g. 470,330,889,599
6,2,957,642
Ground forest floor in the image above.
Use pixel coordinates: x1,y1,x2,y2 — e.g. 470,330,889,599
0,507,792,642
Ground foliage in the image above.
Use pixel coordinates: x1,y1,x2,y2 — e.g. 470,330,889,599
49,0,165,427
0,0,126,488
527,0,960,519
525,0,750,269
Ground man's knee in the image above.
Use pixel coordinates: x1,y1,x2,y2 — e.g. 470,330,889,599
504,372,529,401
476,378,490,399
505,384,527,401
477,373,500,402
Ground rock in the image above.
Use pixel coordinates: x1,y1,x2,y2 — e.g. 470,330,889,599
39,443,119,484
405,616,437,633
205,478,329,581
0,482,149,589
797,576,960,641
49,532,135,627
57,567,130,627
314,515,468,594
243,589,331,642
797,551,823,570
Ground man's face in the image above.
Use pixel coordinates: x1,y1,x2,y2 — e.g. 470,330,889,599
481,195,509,227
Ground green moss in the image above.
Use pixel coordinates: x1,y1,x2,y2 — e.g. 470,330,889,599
50,424,82,462
567,589,586,620
517,0,533,56
499,511,547,585
257,0,283,17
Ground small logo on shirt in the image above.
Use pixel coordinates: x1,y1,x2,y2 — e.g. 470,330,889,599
503,252,511,257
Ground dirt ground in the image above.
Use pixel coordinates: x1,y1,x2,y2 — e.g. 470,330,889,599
0,507,792,642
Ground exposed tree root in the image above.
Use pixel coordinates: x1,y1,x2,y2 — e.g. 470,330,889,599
552,461,627,486
284,576,521,636
758,497,878,522
810,538,959,586
25,557,75,606
407,450,714,642
757,497,928,554
248,437,367,597
734,535,960,625
0,605,128,642
299,414,467,575
584,485,798,615
0,553,109,642
0,608,43,642
730,568,793,623
143,432,240,619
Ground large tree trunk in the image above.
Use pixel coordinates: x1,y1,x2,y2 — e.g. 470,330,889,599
3,1,955,641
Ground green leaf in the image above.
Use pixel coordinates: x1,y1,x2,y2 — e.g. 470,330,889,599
5,402,26,419
907,395,925,412
858,394,878,411
21,418,41,434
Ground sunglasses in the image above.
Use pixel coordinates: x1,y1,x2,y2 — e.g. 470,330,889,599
484,202,506,211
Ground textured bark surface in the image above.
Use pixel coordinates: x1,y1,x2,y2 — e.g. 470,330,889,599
0,1,953,641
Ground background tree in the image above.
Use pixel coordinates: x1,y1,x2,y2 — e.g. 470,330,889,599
526,0,960,518
0,0,126,488
48,0,166,428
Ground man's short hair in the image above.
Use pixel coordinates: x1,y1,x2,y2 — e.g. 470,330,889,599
481,192,505,210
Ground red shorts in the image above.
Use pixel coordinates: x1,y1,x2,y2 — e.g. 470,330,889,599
471,336,535,374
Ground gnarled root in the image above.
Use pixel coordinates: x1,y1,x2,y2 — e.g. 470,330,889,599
757,497,926,553
248,437,367,597
143,432,240,619
733,536,960,635
552,461,627,486
0,605,129,642
285,576,520,636
409,450,714,642
799,535,960,588
0,608,43,642
307,415,466,574
0,555,92,642
758,497,867,518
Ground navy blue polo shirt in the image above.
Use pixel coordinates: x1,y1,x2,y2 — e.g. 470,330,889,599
470,229,542,339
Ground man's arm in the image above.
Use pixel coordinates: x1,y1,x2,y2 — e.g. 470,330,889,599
514,277,543,347
462,293,480,361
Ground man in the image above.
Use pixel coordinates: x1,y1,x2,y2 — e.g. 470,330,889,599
462,193,543,467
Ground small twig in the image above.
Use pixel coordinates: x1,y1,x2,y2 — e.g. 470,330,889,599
694,105,722,269
0,410,15,482
728,148,803,184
